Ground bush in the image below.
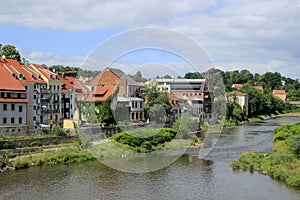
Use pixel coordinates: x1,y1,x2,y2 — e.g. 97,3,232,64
112,128,178,152
52,126,66,136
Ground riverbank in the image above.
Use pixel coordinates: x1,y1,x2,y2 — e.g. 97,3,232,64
224,111,300,128
0,146,95,172
232,122,300,189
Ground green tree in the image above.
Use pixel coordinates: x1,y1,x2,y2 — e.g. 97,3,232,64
95,97,115,126
0,45,21,62
142,84,171,122
184,72,203,79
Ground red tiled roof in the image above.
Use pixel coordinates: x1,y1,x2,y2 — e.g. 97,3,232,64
0,63,26,91
253,86,264,91
87,86,116,101
34,64,59,80
232,84,243,89
230,91,248,96
273,90,286,94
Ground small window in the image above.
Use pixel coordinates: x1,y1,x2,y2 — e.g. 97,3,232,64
33,116,36,121
11,104,15,111
11,117,14,124
53,85,56,90
18,129,21,132
25,85,28,90
34,95,37,99
19,106,22,112
3,117,7,124
19,117,22,124
3,104,7,111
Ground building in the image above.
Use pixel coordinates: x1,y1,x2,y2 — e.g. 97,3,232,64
0,58,49,130
146,78,213,123
115,97,144,122
31,64,63,128
89,68,141,97
232,84,243,90
87,68,144,123
273,90,287,101
0,60,28,134
229,91,249,116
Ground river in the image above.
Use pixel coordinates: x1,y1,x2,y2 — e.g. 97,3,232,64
1,116,300,200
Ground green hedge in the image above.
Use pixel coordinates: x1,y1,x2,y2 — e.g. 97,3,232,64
112,128,177,152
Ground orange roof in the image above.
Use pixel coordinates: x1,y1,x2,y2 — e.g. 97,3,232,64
34,64,60,80
273,90,286,94
87,86,116,101
0,64,26,91
232,84,243,89
253,86,264,91
230,91,248,96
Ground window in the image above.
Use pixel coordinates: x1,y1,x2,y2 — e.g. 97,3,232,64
34,95,36,99
33,105,36,110
25,85,28,90
57,85,59,90
33,116,36,121
19,105,22,112
11,117,14,124
70,104,72,109
3,118,7,124
11,104,15,111
19,117,22,124
3,104,7,111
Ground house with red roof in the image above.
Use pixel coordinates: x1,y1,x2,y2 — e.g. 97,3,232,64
87,68,144,123
0,58,28,134
229,91,249,116
273,90,287,101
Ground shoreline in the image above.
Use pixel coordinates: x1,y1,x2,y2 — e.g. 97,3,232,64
232,115,300,189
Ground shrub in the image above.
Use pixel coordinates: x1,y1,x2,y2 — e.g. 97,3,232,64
52,126,66,136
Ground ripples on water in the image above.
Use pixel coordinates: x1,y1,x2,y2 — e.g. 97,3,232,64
1,116,300,200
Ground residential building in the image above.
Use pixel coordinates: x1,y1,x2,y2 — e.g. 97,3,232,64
89,68,141,97
147,78,213,123
60,76,76,119
232,84,243,90
229,91,249,116
31,64,62,128
273,90,287,101
0,60,28,134
87,68,144,123
115,97,144,122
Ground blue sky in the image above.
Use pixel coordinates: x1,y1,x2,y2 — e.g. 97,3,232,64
1,0,300,79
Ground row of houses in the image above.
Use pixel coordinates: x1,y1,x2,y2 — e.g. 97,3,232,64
0,57,214,134
0,58,89,134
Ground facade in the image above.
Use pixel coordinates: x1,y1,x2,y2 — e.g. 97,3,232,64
31,64,63,129
116,97,144,122
273,90,287,101
147,78,214,123
0,60,28,134
88,68,144,123
229,91,249,116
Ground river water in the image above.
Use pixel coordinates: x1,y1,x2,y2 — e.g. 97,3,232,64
1,116,300,200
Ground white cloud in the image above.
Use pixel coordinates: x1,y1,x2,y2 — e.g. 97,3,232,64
2,0,300,78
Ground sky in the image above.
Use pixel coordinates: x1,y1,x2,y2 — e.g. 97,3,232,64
0,0,300,79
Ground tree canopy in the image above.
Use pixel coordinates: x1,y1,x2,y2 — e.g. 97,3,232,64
0,45,21,62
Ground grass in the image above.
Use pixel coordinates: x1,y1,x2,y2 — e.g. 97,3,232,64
232,123,300,189
11,147,95,170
